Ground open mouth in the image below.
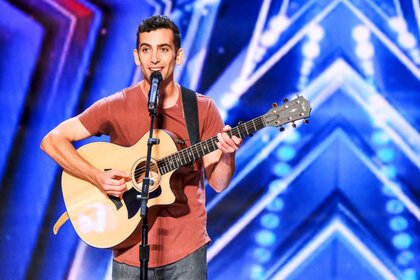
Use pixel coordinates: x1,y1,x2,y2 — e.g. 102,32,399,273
149,67,163,73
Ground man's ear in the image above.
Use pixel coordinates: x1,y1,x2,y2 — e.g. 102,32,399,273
133,49,140,66
176,48,184,66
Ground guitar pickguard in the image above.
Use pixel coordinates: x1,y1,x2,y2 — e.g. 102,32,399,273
108,186,163,219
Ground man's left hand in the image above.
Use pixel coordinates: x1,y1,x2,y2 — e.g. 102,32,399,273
216,125,243,153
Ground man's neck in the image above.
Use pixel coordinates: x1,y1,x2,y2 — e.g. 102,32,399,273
141,79,179,108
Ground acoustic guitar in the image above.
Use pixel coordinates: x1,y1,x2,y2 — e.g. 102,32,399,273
60,96,311,249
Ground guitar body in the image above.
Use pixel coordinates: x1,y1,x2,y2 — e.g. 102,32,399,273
61,129,178,249
58,95,311,250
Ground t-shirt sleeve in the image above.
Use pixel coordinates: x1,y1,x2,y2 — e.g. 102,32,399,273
77,97,112,136
199,97,225,141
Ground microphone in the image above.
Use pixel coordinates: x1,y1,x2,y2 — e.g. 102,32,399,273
148,71,163,112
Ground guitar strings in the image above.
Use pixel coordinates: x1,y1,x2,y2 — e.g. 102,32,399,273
132,117,265,179
135,99,307,177
138,117,264,176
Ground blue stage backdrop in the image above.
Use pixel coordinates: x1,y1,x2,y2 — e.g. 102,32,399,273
1,0,419,279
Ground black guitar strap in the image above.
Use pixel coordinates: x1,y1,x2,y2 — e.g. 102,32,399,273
180,86,199,146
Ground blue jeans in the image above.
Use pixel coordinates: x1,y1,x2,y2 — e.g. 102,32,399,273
112,244,207,280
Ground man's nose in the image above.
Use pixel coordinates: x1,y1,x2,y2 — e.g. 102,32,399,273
151,50,159,63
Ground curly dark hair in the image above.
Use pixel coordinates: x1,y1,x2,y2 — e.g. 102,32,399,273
136,15,181,53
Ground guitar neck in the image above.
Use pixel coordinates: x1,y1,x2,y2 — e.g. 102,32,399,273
158,116,266,175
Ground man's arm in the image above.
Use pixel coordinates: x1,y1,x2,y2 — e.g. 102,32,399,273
202,125,242,193
40,117,129,197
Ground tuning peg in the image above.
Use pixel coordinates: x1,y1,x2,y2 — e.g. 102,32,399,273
280,126,285,132
283,98,289,103
304,119,309,124
292,122,296,128
272,103,278,107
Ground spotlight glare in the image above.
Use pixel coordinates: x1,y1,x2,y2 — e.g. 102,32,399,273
230,78,247,95
301,64,311,75
389,216,408,231
362,61,375,76
381,165,397,179
302,42,321,58
219,109,227,120
299,76,309,85
250,264,265,279
369,94,388,112
284,130,301,144
361,60,372,68
269,15,290,33
253,46,267,62
260,213,280,229
397,251,414,266
355,42,375,60
201,0,219,4
299,77,309,91
273,162,291,177
398,32,417,49
386,199,405,214
377,148,395,162
221,93,238,109
253,247,272,263
403,268,417,280
409,48,420,64
255,230,276,246
352,25,371,42
266,197,284,211
361,60,373,69
276,146,296,161
268,179,286,192
307,24,324,42
365,77,376,86
389,17,407,33
302,59,314,70
261,132,270,143
260,30,280,48
382,183,401,197
372,130,391,145
298,81,307,91
392,233,413,249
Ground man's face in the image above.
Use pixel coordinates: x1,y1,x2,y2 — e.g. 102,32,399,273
134,28,183,84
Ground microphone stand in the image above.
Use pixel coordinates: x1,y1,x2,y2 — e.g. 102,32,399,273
138,78,161,280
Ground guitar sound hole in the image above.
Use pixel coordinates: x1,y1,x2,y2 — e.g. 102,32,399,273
133,160,160,192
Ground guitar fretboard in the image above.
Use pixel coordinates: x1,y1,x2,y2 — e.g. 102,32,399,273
157,116,266,174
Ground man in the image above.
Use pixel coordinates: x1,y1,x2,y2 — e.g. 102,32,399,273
41,15,242,279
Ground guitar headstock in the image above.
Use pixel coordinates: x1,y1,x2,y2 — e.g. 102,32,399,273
263,95,311,129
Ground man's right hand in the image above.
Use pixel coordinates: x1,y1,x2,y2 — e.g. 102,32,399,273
94,169,130,197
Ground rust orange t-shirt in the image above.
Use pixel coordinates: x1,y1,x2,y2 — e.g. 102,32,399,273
77,82,224,267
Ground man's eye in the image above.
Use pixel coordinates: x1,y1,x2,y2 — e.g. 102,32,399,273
142,48,150,52
161,48,168,52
